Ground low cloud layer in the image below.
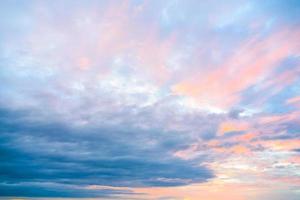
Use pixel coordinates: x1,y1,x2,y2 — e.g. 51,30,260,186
0,107,214,197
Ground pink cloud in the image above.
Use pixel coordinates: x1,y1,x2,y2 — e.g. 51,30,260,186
286,96,300,109
172,28,300,109
24,0,177,85
258,111,300,125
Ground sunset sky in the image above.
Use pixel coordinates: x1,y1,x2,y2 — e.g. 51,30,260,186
0,0,300,200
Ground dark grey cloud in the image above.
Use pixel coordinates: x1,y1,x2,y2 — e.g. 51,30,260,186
0,182,136,198
0,107,213,198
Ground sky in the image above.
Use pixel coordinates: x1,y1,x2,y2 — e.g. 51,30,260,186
0,0,300,200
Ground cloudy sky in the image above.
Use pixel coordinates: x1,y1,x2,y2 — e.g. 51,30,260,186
0,0,300,199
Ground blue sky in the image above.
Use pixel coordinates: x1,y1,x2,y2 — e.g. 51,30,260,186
0,0,300,199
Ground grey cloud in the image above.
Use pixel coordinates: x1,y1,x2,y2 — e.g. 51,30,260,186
0,107,214,198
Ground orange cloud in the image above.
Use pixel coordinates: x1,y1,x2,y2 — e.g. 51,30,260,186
218,120,250,136
260,139,300,151
132,184,248,200
231,145,251,154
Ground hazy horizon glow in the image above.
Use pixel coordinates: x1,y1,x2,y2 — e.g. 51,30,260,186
0,0,300,200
